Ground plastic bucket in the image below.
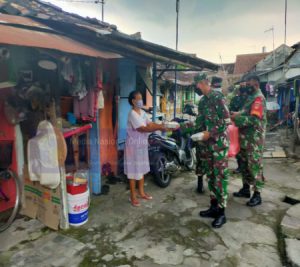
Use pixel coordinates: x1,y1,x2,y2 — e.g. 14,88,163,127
67,190,89,227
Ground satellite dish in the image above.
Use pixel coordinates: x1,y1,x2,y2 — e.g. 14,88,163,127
38,60,57,71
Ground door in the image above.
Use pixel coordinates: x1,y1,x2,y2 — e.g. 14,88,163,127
117,59,136,149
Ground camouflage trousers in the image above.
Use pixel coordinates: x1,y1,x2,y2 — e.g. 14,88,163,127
239,147,265,191
195,144,206,177
197,145,229,208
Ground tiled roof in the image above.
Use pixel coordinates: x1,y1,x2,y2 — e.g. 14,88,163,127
233,53,269,75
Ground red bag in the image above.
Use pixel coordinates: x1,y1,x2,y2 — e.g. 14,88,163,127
228,124,240,157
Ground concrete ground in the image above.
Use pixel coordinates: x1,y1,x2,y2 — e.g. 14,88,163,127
0,132,300,267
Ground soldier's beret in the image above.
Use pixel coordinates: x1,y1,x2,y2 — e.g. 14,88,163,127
245,74,260,83
194,73,208,84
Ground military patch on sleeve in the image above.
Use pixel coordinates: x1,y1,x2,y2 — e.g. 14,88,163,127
250,97,263,119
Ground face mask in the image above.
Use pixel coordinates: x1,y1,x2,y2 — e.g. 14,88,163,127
246,85,255,95
194,88,203,96
213,88,222,93
135,99,143,109
239,86,248,94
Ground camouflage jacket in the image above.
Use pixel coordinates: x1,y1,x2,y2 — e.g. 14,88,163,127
234,89,267,151
229,94,248,112
183,91,230,152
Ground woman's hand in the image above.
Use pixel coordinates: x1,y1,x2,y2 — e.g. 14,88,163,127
160,123,167,132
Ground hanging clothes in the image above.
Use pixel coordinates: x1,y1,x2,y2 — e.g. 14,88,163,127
73,89,99,122
61,58,74,83
83,60,97,90
66,59,87,100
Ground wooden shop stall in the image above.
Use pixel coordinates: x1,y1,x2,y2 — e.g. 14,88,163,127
0,16,121,229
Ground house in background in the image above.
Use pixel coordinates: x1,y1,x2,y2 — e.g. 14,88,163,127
159,69,199,118
252,44,293,85
210,52,270,93
233,52,270,79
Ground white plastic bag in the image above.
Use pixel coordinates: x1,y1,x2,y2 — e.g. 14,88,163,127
28,121,60,189
97,90,104,109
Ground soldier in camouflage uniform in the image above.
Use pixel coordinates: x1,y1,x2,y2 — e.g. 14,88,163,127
192,73,231,228
229,83,249,173
231,74,267,207
193,93,206,194
181,93,206,194
194,76,223,194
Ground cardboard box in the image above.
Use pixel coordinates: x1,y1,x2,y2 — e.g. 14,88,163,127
21,165,61,230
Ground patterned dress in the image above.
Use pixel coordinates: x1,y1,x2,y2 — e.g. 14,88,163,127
124,109,150,180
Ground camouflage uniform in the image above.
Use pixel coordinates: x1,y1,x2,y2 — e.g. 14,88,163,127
195,91,230,208
234,89,267,191
229,94,248,113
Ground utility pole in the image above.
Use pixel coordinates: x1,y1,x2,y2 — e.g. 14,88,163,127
101,0,105,22
284,0,287,45
174,0,180,118
176,0,179,51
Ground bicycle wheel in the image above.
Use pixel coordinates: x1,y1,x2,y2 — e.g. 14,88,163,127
0,170,21,232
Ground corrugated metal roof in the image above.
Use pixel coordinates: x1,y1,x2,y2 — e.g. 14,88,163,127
0,22,121,59
161,71,197,86
0,13,51,29
0,0,218,71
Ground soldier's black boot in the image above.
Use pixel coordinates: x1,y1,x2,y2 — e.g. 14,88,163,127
197,176,204,194
199,199,218,218
233,158,242,174
233,183,251,198
247,191,262,207
212,208,227,228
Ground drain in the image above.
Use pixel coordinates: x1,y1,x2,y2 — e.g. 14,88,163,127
283,196,300,205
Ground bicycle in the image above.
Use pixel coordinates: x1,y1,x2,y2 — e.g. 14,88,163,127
0,169,21,232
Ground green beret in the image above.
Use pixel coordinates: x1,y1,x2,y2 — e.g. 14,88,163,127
194,73,208,84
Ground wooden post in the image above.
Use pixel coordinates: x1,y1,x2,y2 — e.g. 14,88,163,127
49,100,69,230
152,62,157,122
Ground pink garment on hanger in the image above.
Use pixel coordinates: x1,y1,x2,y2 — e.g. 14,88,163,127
73,89,99,122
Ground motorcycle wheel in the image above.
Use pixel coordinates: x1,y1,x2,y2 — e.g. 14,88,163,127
152,152,171,188
293,116,300,152
185,148,196,170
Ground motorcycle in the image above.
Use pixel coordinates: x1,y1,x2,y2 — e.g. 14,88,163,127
149,109,197,188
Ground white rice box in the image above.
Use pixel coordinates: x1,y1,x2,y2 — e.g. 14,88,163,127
191,132,205,142
165,121,179,129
